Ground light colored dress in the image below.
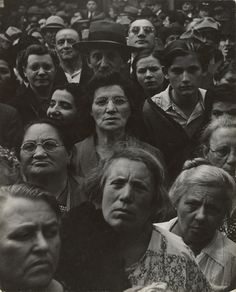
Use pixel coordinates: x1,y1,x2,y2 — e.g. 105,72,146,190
126,225,212,292
156,218,236,291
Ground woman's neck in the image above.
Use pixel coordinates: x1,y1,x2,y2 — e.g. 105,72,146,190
118,223,152,268
96,128,126,145
27,172,68,197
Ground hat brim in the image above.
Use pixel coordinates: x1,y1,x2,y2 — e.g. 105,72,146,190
73,40,139,54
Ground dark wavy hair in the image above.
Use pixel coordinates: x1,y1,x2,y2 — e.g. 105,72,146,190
79,71,146,140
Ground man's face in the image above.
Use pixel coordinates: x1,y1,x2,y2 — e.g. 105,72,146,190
87,0,97,12
88,48,124,74
56,29,80,61
166,54,202,100
24,54,56,90
211,101,236,121
0,197,60,290
128,19,156,50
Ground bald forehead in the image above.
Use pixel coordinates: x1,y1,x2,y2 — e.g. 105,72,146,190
56,29,79,40
130,19,154,29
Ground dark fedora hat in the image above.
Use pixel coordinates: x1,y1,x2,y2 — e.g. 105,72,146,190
73,20,137,53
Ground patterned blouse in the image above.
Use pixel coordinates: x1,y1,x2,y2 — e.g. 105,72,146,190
125,226,212,292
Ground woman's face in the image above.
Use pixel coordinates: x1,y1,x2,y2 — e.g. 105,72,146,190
102,158,155,234
136,56,164,93
0,197,60,290
91,85,131,133
20,123,71,179
0,59,11,86
47,89,77,124
177,185,226,248
204,127,236,177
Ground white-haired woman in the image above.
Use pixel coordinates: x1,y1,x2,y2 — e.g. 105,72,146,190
157,159,236,291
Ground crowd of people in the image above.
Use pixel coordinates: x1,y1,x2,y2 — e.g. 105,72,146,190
0,0,236,291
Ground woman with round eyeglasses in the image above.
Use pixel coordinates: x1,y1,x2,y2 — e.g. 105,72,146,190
201,116,236,242
72,71,162,180
18,119,85,213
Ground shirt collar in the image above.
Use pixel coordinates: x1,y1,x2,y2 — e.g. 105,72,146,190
198,231,224,267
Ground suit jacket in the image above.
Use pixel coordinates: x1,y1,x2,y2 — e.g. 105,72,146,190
80,9,105,21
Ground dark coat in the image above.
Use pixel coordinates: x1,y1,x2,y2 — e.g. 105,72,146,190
0,103,23,149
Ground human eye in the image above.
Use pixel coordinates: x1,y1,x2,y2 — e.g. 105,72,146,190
9,228,34,241
170,67,182,74
21,141,36,152
215,146,229,157
91,52,102,61
137,68,146,74
111,178,125,188
43,140,59,151
130,26,140,34
188,65,200,74
43,63,53,71
113,96,128,105
143,26,154,34
60,101,73,110
49,100,56,107
211,110,222,117
57,40,64,46
132,181,148,191
68,39,76,45
149,66,160,72
30,64,40,71
94,96,108,106
43,225,59,238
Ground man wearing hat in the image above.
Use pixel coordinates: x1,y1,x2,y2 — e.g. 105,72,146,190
42,16,66,49
55,28,82,83
73,20,137,81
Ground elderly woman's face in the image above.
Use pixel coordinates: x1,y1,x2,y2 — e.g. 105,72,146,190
102,158,155,233
20,123,71,178
0,197,60,290
204,127,236,177
177,185,226,248
91,85,131,133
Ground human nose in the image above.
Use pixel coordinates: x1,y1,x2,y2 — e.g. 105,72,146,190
106,99,117,112
99,55,109,69
195,206,206,222
145,69,153,78
138,27,145,37
34,232,49,252
38,66,46,75
119,184,133,203
182,71,190,82
227,149,236,165
33,143,47,157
